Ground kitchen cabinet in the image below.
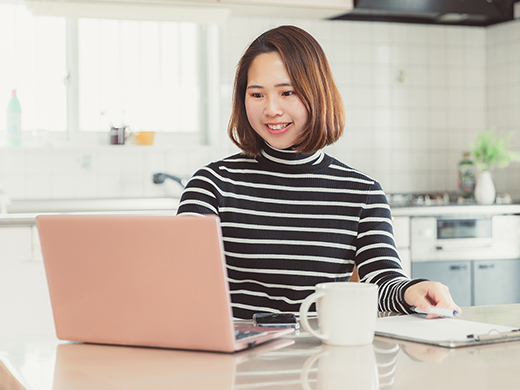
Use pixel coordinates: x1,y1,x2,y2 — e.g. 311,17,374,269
0,226,53,335
412,259,520,307
27,0,353,20
412,261,472,307
408,212,520,307
393,216,411,277
0,226,33,262
221,0,353,9
473,259,520,306
220,0,354,19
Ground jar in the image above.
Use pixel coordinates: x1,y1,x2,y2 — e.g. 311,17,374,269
457,151,475,201
110,126,126,145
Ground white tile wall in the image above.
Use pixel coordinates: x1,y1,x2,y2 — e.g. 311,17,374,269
487,19,520,197
311,20,486,194
0,17,519,200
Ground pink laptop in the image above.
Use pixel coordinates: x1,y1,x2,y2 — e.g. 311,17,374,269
36,214,293,353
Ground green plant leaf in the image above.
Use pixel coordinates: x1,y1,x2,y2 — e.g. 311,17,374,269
470,129,520,171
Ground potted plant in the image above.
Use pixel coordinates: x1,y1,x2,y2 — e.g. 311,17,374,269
470,129,520,204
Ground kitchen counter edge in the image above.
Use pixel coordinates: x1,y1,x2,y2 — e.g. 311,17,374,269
391,203,520,217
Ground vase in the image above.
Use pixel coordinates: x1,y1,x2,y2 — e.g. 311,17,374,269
474,170,496,205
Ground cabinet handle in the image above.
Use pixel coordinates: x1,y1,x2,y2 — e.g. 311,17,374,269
449,265,468,271
478,264,495,270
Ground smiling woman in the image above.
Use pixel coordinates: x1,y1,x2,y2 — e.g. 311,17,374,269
177,25,460,320
244,52,309,150
228,25,344,156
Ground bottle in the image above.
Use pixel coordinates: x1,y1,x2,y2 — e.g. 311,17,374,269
6,90,22,147
457,151,475,202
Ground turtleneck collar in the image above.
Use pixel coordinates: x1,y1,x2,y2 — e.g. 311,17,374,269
257,142,331,172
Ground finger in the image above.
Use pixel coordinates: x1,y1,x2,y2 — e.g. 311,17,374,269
414,299,434,313
425,290,459,318
425,285,452,306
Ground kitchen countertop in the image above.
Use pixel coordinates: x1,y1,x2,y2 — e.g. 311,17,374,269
1,304,520,390
2,198,520,226
0,198,179,226
391,203,520,217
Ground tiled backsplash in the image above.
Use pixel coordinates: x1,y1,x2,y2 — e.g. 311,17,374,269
486,20,520,195
1,16,520,201
0,145,233,199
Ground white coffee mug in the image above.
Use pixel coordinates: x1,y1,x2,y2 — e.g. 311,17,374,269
299,282,378,346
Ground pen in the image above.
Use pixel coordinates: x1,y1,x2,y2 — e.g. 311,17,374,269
413,307,459,318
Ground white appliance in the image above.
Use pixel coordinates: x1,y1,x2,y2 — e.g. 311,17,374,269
410,215,520,307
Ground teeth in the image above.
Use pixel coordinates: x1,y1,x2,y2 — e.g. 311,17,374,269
267,123,289,130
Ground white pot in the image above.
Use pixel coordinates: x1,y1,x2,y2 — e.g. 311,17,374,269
474,170,496,205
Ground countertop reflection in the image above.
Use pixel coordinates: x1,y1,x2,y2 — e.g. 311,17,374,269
1,304,520,390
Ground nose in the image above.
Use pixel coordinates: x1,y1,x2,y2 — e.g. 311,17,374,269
264,96,283,117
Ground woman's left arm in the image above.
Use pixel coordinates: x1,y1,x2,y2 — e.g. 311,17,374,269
355,181,425,314
355,182,460,315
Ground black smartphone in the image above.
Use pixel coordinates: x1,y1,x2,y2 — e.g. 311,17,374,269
253,313,299,329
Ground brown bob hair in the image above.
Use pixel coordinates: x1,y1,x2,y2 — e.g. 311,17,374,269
228,25,345,156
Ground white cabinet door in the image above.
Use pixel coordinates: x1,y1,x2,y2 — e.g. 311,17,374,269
0,226,54,335
397,248,411,278
392,216,410,249
0,227,32,261
392,216,411,277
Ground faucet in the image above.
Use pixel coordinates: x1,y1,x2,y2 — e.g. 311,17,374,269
152,173,188,188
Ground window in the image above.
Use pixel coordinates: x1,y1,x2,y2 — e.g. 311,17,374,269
0,3,66,133
78,19,201,133
0,2,204,141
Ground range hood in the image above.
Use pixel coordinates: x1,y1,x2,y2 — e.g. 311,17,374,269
332,0,518,26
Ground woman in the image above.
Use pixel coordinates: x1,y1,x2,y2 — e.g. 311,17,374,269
177,25,459,319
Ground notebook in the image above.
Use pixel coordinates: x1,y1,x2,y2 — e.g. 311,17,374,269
36,214,294,353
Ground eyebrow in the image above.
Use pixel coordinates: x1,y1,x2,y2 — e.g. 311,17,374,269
247,82,293,89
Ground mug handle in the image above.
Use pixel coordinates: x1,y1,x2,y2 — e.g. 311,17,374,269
300,348,329,390
299,291,329,341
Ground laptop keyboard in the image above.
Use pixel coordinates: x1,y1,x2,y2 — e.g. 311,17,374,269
235,329,267,341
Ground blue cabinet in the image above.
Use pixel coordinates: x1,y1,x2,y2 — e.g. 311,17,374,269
412,259,520,307
412,261,472,307
473,259,520,306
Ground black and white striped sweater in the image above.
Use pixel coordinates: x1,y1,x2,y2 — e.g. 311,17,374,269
177,143,421,319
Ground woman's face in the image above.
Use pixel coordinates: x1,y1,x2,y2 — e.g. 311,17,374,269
245,51,309,150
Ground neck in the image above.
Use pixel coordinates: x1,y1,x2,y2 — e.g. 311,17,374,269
259,142,327,169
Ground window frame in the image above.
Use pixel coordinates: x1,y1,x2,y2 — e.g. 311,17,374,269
30,15,216,148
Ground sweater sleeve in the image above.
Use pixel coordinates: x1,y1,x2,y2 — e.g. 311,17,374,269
355,181,424,314
176,166,220,216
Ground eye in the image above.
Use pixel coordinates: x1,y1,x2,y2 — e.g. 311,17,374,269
250,93,263,98
282,91,295,97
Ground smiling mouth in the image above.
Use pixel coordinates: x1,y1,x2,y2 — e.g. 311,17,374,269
266,123,291,133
